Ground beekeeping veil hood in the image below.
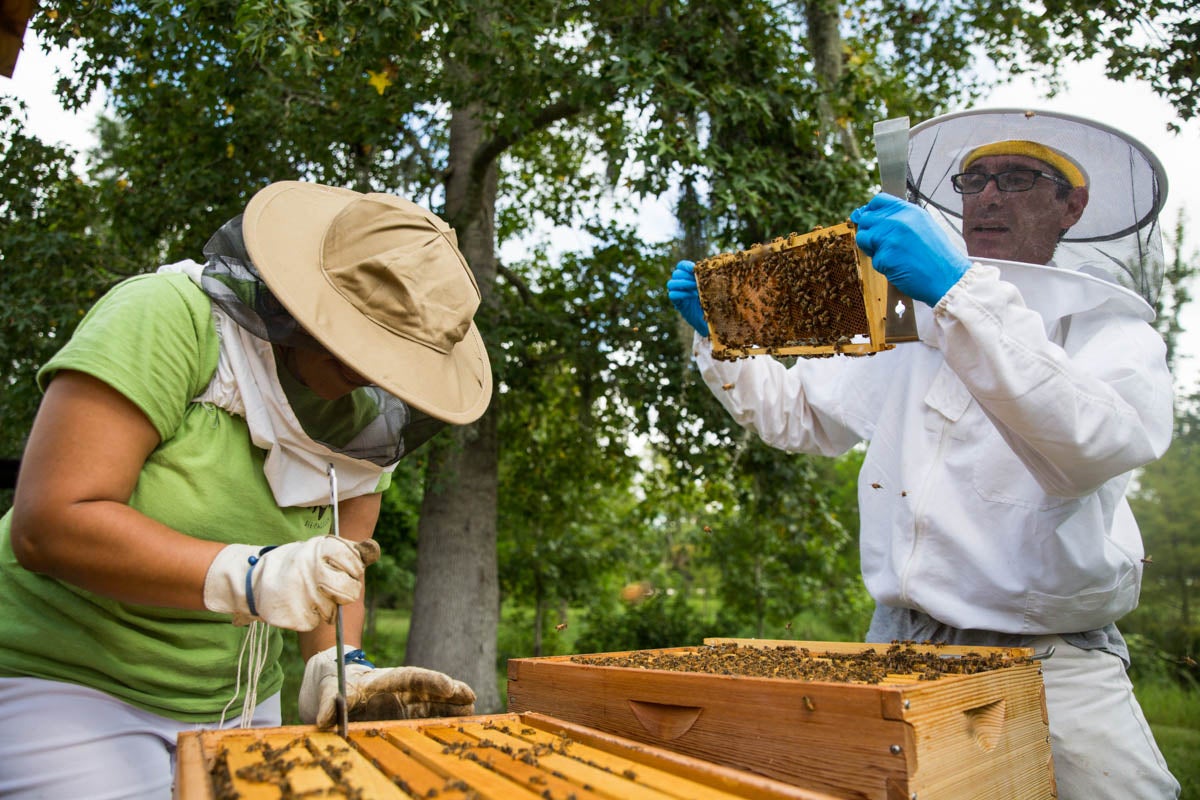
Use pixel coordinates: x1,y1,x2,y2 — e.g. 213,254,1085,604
907,108,1168,307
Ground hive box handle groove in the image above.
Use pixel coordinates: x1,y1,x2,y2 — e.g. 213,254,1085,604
963,698,1007,752
627,699,703,740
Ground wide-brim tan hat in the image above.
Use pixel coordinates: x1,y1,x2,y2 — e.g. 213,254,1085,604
242,181,492,425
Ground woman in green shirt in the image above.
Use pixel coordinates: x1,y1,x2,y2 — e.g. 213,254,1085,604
0,181,490,798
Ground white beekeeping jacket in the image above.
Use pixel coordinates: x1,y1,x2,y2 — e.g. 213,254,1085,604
692,108,1173,635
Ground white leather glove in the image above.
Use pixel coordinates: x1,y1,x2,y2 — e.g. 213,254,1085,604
203,536,381,631
298,645,476,728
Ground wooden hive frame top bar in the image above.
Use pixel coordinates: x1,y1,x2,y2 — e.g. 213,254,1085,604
176,711,838,800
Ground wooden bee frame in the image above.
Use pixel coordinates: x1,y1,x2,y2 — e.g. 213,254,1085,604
694,223,894,360
508,639,1056,800
175,711,836,800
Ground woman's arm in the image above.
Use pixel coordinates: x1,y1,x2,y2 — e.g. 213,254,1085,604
10,370,224,608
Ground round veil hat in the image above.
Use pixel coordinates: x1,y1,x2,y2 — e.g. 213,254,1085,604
906,108,1169,305
240,181,492,425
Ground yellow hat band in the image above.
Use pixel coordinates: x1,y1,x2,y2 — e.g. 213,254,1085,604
962,140,1087,188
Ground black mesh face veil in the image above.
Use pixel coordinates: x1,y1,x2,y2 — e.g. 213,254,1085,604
199,215,446,465
907,109,1168,306
201,215,325,350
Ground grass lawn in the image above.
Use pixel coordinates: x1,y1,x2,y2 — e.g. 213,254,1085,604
1137,680,1200,798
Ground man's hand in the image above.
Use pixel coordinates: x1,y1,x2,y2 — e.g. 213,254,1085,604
851,193,971,307
299,646,476,728
667,260,710,336
203,536,381,631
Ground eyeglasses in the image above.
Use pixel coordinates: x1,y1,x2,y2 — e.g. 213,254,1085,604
950,169,1071,194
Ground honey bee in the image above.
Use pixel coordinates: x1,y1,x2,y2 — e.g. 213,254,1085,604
871,482,882,489
1141,555,1154,565
555,622,568,631
722,382,734,390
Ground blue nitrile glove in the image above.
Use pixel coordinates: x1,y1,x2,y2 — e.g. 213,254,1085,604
850,193,971,307
667,260,710,337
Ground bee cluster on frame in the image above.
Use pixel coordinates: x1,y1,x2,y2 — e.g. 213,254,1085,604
695,222,893,360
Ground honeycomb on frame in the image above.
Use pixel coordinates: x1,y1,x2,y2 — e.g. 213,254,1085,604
694,222,893,360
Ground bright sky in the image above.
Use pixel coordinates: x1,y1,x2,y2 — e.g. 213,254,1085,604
5,31,1199,386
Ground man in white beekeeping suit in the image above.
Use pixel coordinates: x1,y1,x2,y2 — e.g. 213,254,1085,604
666,108,1181,798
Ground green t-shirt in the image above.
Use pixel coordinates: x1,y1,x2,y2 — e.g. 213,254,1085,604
0,272,385,722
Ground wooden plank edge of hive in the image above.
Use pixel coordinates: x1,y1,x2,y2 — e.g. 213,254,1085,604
510,648,881,693
174,731,215,800
691,256,732,359
888,659,1049,721
193,712,522,741
705,637,1042,720
711,341,889,359
513,640,1036,701
519,711,841,800
509,646,706,678
855,248,892,349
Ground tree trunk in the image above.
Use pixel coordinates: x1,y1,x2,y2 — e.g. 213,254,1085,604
533,593,545,658
754,558,766,639
406,102,503,712
803,0,861,160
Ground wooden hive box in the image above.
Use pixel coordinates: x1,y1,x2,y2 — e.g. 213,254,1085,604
175,710,840,800
507,639,1056,800
694,223,894,360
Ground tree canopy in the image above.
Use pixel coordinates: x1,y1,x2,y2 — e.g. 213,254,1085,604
4,0,1198,706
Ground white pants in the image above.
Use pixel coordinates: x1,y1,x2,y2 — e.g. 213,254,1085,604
1030,635,1180,799
0,677,281,800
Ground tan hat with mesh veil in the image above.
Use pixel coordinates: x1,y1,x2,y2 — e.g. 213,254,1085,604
241,181,492,425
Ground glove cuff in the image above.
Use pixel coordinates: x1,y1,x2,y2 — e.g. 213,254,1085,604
203,544,272,620
344,648,375,668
